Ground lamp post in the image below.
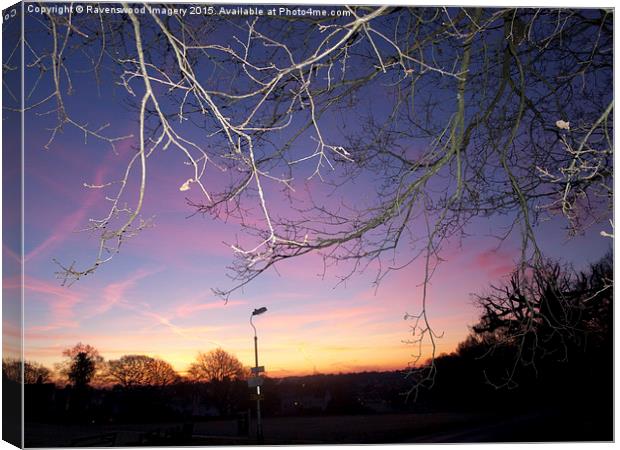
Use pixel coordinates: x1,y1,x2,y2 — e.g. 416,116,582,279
250,307,267,441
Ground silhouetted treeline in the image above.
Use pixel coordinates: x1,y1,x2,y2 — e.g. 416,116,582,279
9,253,613,439
412,252,613,439
21,370,417,425
23,380,250,424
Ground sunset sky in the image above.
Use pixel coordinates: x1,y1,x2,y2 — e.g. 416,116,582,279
5,6,612,379
16,133,610,377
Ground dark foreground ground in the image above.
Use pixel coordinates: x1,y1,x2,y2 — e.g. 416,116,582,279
25,408,612,447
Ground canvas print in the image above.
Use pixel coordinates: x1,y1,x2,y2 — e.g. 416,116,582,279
2,2,614,447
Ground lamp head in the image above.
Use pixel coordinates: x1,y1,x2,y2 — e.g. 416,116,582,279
252,307,268,316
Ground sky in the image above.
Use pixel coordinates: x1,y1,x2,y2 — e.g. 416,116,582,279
4,5,612,379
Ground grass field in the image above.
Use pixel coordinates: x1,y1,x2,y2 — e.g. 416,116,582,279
25,412,495,446
24,407,612,447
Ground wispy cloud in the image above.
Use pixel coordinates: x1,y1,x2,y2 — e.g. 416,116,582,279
3,244,21,264
22,275,83,330
473,247,518,278
24,137,136,263
175,299,246,318
90,268,156,316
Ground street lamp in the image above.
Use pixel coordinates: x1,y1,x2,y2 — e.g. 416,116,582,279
250,307,267,441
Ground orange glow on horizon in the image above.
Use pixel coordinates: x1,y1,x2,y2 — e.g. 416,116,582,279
24,316,468,380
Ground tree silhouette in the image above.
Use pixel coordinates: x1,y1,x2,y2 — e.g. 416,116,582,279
147,357,180,386
188,348,246,382
106,355,179,387
69,353,96,388
187,349,248,417
23,361,52,384
2,359,21,383
60,343,104,388
470,252,612,388
0,359,50,385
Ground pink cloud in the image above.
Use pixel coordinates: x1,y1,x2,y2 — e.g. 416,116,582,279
24,208,87,263
22,275,83,329
127,307,221,345
23,345,68,358
260,304,385,330
90,269,155,316
3,244,21,264
2,320,22,339
25,137,136,263
175,299,247,318
127,219,237,263
473,247,518,278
